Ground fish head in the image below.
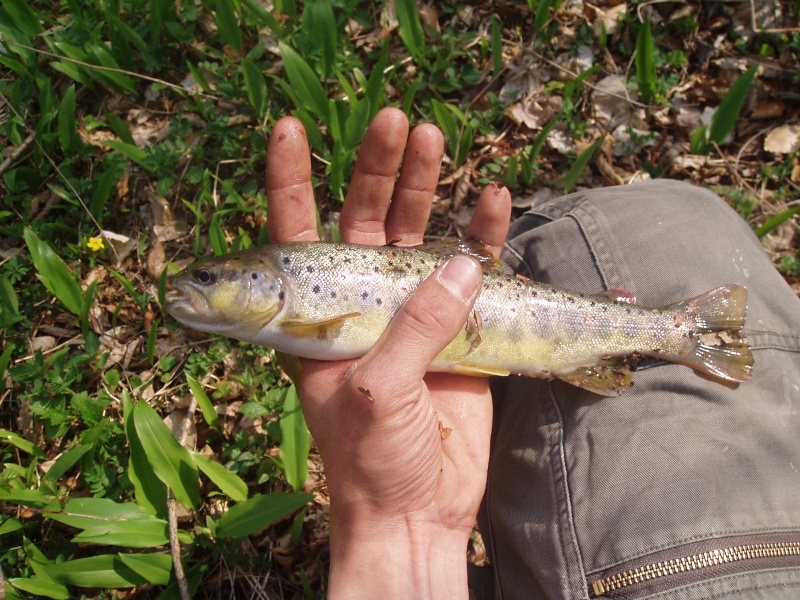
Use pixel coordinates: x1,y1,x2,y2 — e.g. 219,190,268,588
166,252,285,338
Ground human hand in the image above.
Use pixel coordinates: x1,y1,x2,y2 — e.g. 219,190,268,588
266,107,511,599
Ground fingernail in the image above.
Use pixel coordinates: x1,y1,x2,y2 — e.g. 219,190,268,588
437,256,481,302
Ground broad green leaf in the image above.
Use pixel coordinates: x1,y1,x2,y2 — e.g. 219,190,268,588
43,553,172,587
133,401,200,509
102,139,149,167
396,0,424,59
279,42,329,119
216,493,313,538
123,392,168,517
44,497,153,529
3,0,44,36
689,125,709,155
190,450,248,502
8,578,70,600
41,444,92,488
0,488,49,505
105,13,148,54
708,66,758,145
23,227,84,316
241,58,267,117
279,384,309,492
302,0,336,77
562,137,603,193
208,212,229,257
0,428,45,458
57,84,76,153
0,275,18,315
755,206,800,238
72,519,172,547
635,17,656,103
240,0,281,32
0,518,23,536
118,553,173,585
214,0,243,51
186,375,219,432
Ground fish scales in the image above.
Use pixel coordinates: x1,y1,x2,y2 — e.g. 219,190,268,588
166,241,754,395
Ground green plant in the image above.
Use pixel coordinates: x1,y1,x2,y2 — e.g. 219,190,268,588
690,66,758,155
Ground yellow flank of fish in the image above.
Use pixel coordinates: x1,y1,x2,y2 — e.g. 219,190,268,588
166,241,753,396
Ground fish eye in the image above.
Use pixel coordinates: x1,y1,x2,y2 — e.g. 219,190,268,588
193,268,215,285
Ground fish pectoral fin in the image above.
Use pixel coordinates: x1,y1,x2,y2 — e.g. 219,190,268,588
279,312,362,339
450,363,511,377
557,363,634,396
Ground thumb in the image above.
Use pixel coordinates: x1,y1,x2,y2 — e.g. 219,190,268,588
360,255,483,390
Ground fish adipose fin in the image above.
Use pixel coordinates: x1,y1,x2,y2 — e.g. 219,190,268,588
557,363,634,396
671,284,754,382
279,312,362,339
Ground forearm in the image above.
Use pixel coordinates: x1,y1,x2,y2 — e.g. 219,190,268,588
327,509,472,600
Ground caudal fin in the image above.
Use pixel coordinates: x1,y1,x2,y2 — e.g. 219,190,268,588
671,284,754,382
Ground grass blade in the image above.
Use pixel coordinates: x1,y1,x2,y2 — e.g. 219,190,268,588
213,0,242,52
708,65,757,145
396,0,424,59
186,375,219,433
279,41,329,119
216,492,313,538
241,58,267,117
635,16,656,103
754,206,800,238
562,137,603,193
279,384,309,492
23,227,84,316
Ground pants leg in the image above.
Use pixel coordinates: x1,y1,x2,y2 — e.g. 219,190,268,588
483,180,800,599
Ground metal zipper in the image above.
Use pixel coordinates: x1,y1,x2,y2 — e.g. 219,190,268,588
590,536,800,598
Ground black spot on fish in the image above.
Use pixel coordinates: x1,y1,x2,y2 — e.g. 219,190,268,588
251,273,258,280
330,291,337,299
405,262,412,269
282,257,290,265
313,285,320,294
376,298,382,305
306,265,315,273
361,291,368,299
278,291,285,301
602,306,608,312
639,309,645,316
590,301,596,307
344,258,351,263
532,291,538,297
626,307,632,314
373,266,380,273
361,254,367,260
567,296,575,303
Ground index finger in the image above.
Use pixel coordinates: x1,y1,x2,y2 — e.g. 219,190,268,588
266,117,319,243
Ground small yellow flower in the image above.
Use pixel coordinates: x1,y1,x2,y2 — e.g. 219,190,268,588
87,237,105,252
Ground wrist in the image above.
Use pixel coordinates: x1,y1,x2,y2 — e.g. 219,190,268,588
327,507,472,600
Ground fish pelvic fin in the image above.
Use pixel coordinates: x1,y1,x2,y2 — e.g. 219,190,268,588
279,312,362,340
672,284,754,382
557,363,634,396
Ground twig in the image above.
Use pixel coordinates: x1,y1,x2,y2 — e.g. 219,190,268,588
0,131,35,177
169,396,197,600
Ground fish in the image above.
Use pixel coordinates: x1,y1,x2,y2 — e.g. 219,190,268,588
165,240,754,396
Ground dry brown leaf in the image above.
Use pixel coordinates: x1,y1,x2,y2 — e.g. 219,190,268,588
764,124,800,154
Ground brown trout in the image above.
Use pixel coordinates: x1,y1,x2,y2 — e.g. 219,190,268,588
165,241,753,395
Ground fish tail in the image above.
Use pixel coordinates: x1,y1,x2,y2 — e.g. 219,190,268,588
670,284,754,382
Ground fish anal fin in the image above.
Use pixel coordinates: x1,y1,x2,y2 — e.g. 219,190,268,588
450,363,511,377
279,312,361,340
557,363,634,396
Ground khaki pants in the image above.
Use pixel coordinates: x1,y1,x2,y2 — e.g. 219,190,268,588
481,180,800,599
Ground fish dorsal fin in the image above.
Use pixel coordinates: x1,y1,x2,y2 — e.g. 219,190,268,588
557,363,634,396
279,312,361,339
419,237,506,273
